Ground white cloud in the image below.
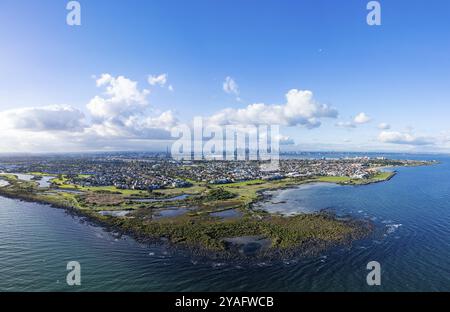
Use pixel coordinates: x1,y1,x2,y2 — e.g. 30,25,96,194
148,73,168,87
85,74,178,140
0,105,85,132
0,74,180,152
95,73,112,86
168,85,174,92
378,122,391,130
87,74,150,120
223,76,239,96
277,135,295,145
208,89,337,129
85,111,177,140
141,111,177,130
120,111,178,138
378,131,434,146
354,112,371,124
335,112,372,129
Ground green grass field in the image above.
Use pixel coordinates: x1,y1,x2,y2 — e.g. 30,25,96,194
371,171,394,180
316,176,353,183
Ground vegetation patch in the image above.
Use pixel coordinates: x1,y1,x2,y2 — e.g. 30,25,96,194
82,192,125,206
0,166,403,259
203,188,236,201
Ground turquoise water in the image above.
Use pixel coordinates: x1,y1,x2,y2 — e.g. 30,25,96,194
0,156,449,291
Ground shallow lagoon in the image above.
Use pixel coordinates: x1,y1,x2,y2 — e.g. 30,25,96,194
210,209,243,219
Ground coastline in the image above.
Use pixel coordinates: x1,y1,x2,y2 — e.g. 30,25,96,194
0,190,371,261
1,158,448,292
0,174,383,260
2,160,436,260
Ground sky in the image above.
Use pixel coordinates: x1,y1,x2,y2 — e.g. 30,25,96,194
1,0,450,153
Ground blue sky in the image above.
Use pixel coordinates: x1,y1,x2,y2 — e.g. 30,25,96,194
1,0,450,152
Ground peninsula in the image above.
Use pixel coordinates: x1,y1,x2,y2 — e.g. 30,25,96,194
0,154,435,258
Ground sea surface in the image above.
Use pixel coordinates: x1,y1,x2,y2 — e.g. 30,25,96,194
0,153,449,291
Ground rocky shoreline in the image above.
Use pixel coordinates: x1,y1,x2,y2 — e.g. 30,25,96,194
0,167,409,261
0,180,373,262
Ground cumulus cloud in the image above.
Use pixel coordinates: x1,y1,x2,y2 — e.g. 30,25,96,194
354,112,371,124
85,111,177,140
141,111,178,130
0,105,88,153
378,131,434,146
148,73,168,87
378,122,391,130
223,76,239,96
0,105,85,132
120,111,178,139
335,112,372,129
208,89,337,129
87,74,150,120
0,74,180,152
85,74,178,140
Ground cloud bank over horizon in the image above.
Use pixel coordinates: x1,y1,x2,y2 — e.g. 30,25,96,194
0,74,443,153
208,89,338,129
